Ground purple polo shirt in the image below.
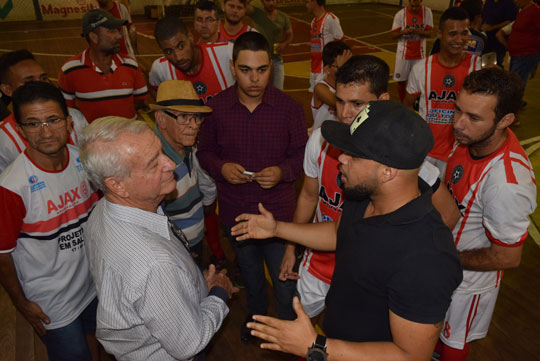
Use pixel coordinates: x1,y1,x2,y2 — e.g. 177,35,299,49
197,84,307,227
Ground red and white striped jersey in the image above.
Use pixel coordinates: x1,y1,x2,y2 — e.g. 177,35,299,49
58,49,149,123
392,5,433,60
149,43,234,103
219,23,256,42
0,108,88,173
407,53,481,161
0,145,100,329
310,12,344,75
445,130,536,293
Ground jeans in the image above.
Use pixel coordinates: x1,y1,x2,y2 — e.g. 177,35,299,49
510,54,540,86
39,297,98,361
272,57,284,90
225,227,296,320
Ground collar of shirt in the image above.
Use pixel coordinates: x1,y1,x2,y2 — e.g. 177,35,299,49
82,48,123,74
103,198,172,240
154,126,193,174
228,83,278,110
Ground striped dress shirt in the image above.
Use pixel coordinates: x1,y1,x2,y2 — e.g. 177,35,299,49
85,199,228,361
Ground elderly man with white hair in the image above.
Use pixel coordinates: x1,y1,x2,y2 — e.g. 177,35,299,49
79,116,237,361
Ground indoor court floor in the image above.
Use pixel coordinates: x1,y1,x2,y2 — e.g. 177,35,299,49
1,3,539,361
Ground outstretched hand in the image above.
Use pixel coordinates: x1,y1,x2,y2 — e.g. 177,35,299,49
231,203,277,241
247,297,317,356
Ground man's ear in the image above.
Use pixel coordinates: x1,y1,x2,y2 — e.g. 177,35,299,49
66,115,73,134
380,166,398,183
378,92,391,101
437,29,442,40
155,110,168,130
15,123,28,141
188,31,194,44
230,59,236,79
497,113,516,130
0,83,13,97
89,31,99,45
104,177,129,199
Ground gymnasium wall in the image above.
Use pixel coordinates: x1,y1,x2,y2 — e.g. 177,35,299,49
0,0,455,22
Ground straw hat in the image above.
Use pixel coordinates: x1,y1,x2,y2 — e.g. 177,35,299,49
149,80,212,113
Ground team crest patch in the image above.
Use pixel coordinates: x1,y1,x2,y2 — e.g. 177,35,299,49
451,165,464,184
412,17,418,23
29,175,46,192
193,81,207,95
76,156,83,171
350,103,371,134
443,75,455,88
395,73,401,79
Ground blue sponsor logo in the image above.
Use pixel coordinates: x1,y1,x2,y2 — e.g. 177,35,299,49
29,175,46,192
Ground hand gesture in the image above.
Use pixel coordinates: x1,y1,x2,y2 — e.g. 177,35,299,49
221,162,251,185
248,297,317,356
279,246,299,281
232,203,277,241
17,299,50,336
253,166,282,189
204,264,239,298
335,49,353,68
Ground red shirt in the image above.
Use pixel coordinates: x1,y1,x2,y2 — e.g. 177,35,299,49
508,3,540,56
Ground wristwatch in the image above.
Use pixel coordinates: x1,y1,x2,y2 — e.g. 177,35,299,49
306,334,328,361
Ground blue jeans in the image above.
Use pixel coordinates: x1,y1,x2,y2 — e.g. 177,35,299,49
510,54,540,86
272,57,285,90
39,297,98,361
225,227,296,320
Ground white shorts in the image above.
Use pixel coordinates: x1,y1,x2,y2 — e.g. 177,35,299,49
440,287,500,349
393,58,422,82
425,155,448,181
297,254,331,318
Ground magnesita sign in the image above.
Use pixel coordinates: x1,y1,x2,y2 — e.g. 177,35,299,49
40,0,98,20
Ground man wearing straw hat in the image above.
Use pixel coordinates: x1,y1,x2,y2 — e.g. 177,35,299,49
151,80,225,269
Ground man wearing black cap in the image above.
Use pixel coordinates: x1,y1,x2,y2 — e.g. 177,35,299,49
231,100,463,361
58,8,148,123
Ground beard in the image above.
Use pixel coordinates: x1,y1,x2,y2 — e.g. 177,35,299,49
343,183,374,202
453,121,497,147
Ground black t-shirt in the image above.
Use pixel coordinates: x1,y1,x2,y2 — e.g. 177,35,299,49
324,180,463,342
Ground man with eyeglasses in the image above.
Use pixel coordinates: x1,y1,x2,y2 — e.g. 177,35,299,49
194,0,226,44
149,16,234,102
0,81,101,361
151,80,225,269
0,49,88,173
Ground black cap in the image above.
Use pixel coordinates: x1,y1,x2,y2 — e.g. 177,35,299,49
81,9,127,37
321,100,434,169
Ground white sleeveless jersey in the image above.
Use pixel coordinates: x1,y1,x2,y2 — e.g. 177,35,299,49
0,145,99,329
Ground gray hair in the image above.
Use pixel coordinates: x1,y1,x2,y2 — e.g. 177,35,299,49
79,116,151,192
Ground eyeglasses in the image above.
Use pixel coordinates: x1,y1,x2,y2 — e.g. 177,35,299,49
162,110,204,125
195,17,218,24
20,117,67,132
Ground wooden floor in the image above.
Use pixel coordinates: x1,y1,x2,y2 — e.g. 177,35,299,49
1,3,540,361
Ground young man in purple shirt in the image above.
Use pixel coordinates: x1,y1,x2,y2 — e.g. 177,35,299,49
197,31,307,343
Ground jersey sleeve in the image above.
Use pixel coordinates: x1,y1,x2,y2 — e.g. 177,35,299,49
406,60,424,95
330,16,344,40
68,107,89,146
303,128,325,179
501,21,513,35
58,67,76,108
419,160,440,187
481,173,536,247
119,3,132,26
425,7,434,30
149,58,164,90
133,65,149,100
473,55,482,71
392,9,403,31
0,186,26,252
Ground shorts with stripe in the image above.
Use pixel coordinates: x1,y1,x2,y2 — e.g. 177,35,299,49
440,287,500,349
297,255,331,318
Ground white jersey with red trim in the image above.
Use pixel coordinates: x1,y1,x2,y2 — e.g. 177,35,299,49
310,12,344,75
0,108,88,173
445,130,536,293
407,53,481,161
0,145,100,329
104,1,134,58
310,79,336,130
392,6,433,60
149,42,234,103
